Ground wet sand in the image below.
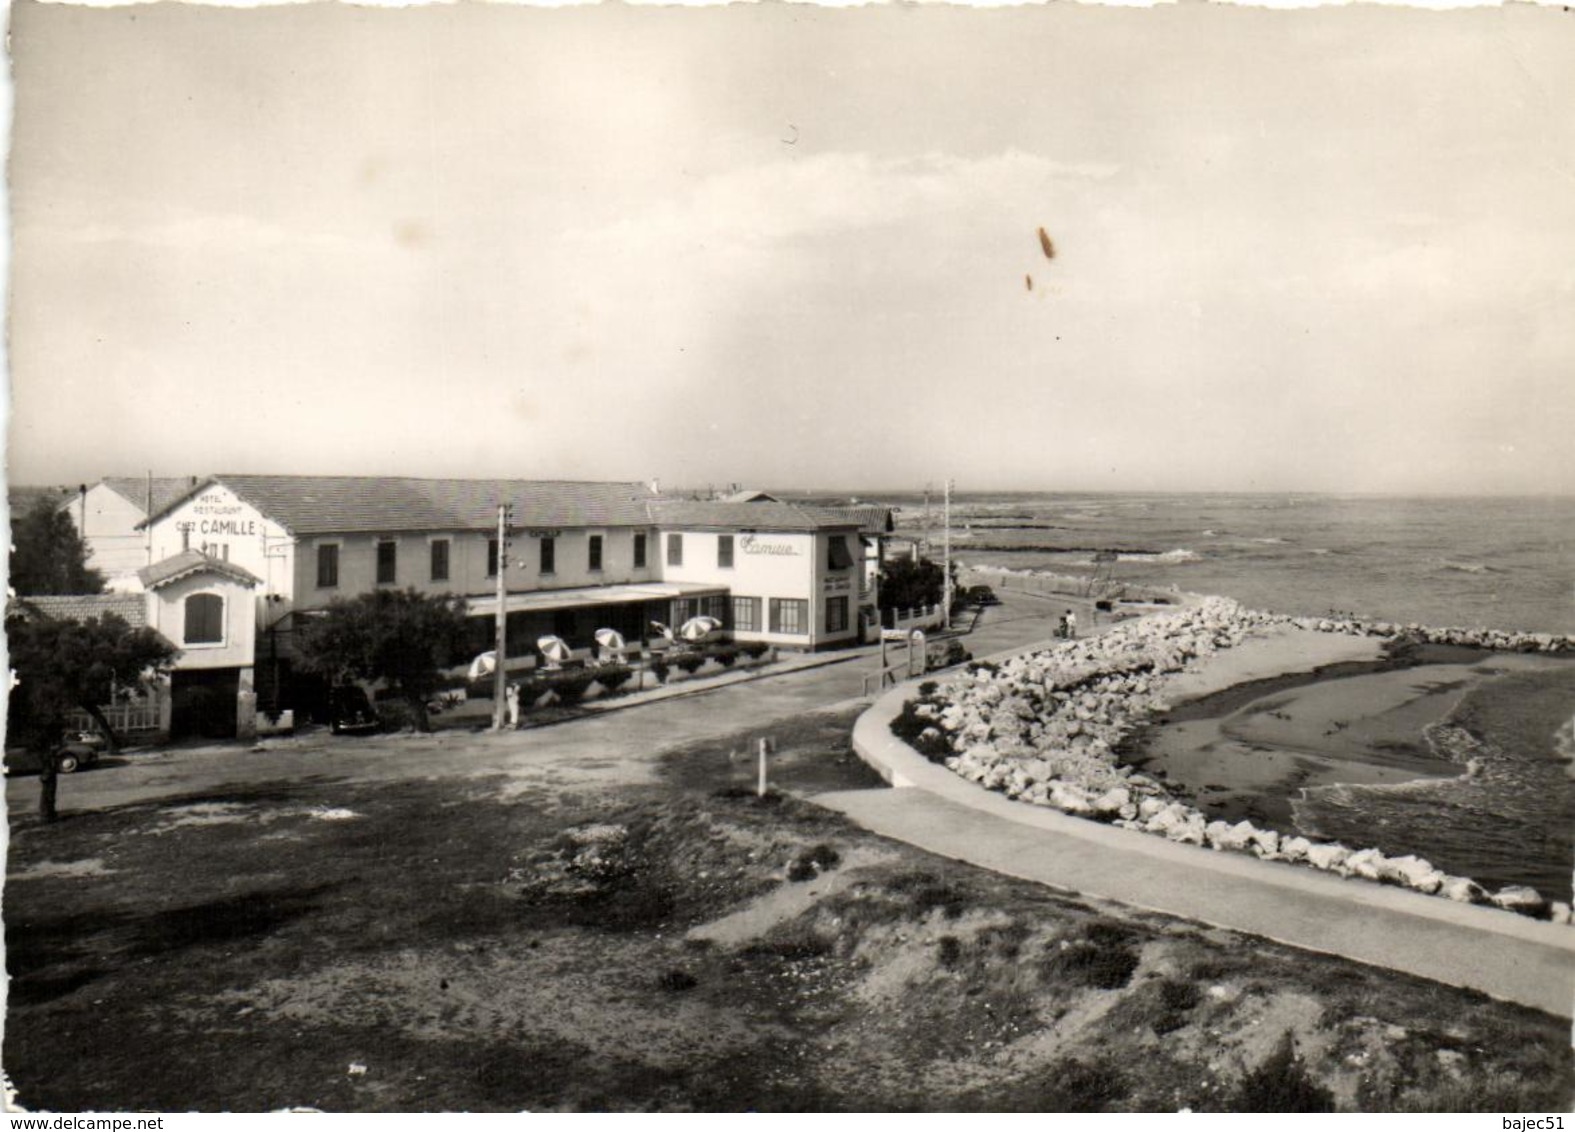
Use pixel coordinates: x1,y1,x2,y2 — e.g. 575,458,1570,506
1132,643,1573,830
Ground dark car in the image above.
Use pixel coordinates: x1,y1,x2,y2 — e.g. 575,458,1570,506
328,686,380,735
4,731,108,776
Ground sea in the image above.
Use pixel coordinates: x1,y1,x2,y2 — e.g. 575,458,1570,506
886,491,1575,637
869,491,1575,899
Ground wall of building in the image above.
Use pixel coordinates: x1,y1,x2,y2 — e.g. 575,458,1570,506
149,484,295,598
658,528,861,648
65,485,150,585
291,526,661,608
144,572,258,671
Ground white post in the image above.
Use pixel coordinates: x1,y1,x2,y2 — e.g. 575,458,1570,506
942,478,953,631
492,501,509,731
757,738,769,797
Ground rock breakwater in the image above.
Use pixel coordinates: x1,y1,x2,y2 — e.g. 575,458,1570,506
897,596,1574,921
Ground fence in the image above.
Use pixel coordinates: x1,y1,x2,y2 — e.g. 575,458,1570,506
67,702,162,736
883,604,944,632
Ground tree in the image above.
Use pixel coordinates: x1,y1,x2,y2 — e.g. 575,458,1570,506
294,588,471,733
7,611,180,818
9,497,105,595
878,555,947,615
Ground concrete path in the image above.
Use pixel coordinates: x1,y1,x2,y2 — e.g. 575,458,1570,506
826,668,1575,1018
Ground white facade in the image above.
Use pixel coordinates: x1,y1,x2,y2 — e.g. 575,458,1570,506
61,484,153,589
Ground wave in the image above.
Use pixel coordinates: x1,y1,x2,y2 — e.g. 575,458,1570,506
1118,548,1200,565
1250,537,1289,545
1438,560,1500,575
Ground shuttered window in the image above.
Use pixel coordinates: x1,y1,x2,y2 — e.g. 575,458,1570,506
184,593,224,645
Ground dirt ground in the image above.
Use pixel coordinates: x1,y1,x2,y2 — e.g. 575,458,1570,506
4,707,1572,1112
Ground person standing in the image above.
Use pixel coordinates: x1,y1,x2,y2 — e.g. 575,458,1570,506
505,682,521,729
1065,609,1078,639
37,747,60,823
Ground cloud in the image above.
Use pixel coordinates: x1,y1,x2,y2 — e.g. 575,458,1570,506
566,150,1120,253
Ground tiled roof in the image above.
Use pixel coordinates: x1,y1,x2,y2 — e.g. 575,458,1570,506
138,549,263,591
99,477,201,516
808,504,895,534
10,593,147,628
650,500,862,532
145,476,661,535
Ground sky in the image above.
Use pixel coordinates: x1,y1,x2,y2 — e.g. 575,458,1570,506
6,0,1573,496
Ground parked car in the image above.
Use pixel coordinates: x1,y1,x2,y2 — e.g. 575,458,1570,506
3,730,107,776
329,686,380,735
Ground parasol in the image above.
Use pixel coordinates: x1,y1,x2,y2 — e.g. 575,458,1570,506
678,615,723,642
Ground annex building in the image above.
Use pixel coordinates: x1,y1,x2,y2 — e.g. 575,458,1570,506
118,475,890,736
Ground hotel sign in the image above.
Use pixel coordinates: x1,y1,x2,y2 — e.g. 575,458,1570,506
740,535,799,557
191,493,258,538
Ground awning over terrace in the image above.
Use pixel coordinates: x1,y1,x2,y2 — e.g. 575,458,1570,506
465,581,728,618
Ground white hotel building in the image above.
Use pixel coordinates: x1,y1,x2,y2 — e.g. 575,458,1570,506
122,476,889,736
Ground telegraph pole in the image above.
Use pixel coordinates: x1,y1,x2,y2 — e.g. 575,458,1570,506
492,501,512,730
942,479,953,630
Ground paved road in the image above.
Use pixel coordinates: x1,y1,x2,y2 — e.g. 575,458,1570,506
5,595,1080,817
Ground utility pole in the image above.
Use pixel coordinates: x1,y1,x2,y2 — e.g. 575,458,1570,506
942,478,953,631
492,501,512,731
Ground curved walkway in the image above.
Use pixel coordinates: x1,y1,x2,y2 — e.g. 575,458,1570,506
823,651,1575,1018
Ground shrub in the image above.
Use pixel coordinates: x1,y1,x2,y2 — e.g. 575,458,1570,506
710,646,738,668
887,869,968,919
594,665,633,694
787,843,841,881
927,640,972,669
890,701,952,761
1049,1059,1130,1112
649,659,670,684
1043,938,1140,990
739,641,770,660
673,652,705,675
549,672,595,704
658,969,698,992
1230,1031,1335,1112
373,701,412,732
936,935,963,969
918,680,939,698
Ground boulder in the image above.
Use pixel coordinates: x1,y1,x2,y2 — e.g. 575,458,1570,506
1377,855,1444,895
1304,843,1352,874
1049,782,1096,816
1137,797,1169,821
1279,836,1312,864
1345,848,1385,881
1438,876,1488,904
1091,786,1130,819
1248,827,1281,858
1168,812,1208,846
1489,886,1547,916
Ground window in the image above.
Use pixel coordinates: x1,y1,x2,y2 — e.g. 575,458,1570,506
377,539,398,585
487,538,499,578
317,543,339,588
667,533,684,567
430,539,450,582
539,536,556,575
827,535,854,570
184,593,223,645
718,535,734,569
732,596,761,632
826,595,849,633
588,535,603,572
769,598,808,635
634,533,648,569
